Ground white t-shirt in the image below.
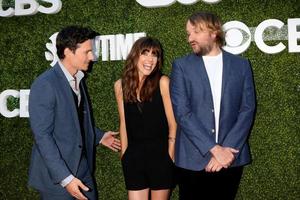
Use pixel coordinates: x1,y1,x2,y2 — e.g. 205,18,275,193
203,52,223,143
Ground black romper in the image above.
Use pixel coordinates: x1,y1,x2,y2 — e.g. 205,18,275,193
121,86,174,190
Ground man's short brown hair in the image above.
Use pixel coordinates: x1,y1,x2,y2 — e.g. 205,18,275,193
188,11,225,47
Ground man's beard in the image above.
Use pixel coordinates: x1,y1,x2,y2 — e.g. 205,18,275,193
192,43,213,56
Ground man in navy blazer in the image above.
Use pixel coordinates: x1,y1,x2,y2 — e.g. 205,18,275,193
170,12,256,200
28,26,121,200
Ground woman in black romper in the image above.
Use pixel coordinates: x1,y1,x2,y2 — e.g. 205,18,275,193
114,37,177,200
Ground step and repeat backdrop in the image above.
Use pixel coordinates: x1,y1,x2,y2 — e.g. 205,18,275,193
0,0,299,199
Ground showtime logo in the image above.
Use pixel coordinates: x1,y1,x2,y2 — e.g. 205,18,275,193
45,32,146,65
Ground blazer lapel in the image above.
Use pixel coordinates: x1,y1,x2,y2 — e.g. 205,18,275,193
53,63,81,133
220,51,231,101
192,54,214,107
218,51,232,141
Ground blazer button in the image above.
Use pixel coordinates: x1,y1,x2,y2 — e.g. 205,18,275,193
212,109,214,113
78,145,82,148
211,129,215,133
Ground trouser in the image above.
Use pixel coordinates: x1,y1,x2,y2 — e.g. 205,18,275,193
40,154,97,200
176,166,244,200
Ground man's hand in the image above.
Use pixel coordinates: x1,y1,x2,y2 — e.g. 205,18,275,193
100,131,121,152
65,177,89,200
210,145,239,168
205,157,223,172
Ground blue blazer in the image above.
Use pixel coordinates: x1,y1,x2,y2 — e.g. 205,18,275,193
170,51,256,171
28,63,104,193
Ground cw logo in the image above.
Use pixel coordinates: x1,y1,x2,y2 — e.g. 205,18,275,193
136,0,221,8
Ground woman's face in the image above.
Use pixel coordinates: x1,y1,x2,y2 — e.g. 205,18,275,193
137,49,158,80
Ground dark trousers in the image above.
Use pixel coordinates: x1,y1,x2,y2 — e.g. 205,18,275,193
40,155,97,200
176,166,243,200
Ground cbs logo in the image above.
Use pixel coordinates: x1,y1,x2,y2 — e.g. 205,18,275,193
223,18,300,54
136,0,221,8
0,0,62,17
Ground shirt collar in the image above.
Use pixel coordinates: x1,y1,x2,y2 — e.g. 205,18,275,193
58,60,85,83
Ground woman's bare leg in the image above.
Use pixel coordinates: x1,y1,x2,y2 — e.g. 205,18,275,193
151,189,170,200
128,188,150,200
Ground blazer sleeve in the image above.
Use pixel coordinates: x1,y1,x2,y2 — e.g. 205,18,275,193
222,60,256,150
170,60,216,156
29,79,71,184
94,127,105,145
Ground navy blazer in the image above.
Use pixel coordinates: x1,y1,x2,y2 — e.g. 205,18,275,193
170,50,256,171
28,63,104,193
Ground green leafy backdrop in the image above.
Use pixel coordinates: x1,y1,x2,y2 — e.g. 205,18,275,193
0,0,299,199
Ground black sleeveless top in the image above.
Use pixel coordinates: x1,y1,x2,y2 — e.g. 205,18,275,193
122,84,175,190
124,86,169,146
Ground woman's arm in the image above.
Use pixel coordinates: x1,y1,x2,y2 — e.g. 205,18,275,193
160,75,177,162
114,79,128,157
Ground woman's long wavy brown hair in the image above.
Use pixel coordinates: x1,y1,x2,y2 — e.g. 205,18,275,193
122,37,163,103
